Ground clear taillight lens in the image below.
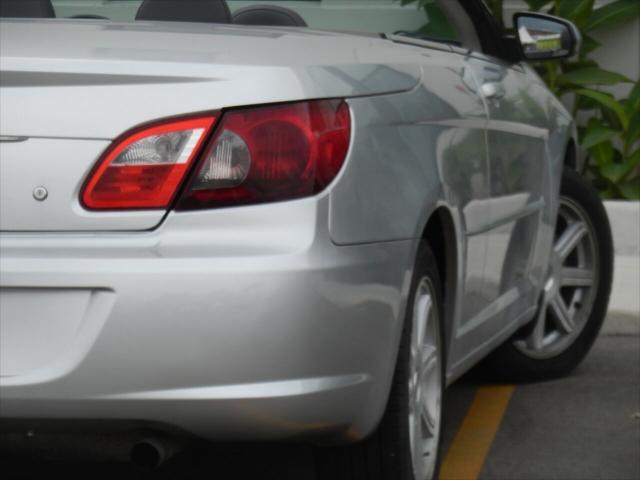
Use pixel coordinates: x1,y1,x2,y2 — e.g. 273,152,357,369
82,116,216,210
190,130,251,190
176,99,350,210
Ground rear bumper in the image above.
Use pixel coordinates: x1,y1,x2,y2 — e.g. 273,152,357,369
0,197,414,443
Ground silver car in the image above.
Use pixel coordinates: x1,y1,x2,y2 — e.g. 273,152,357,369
0,1,613,479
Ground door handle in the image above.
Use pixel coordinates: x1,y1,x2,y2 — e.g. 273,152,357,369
481,82,506,100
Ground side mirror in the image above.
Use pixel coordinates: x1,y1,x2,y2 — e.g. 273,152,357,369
514,12,581,61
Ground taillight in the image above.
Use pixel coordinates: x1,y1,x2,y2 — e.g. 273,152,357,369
82,116,216,210
81,100,350,212
176,99,350,210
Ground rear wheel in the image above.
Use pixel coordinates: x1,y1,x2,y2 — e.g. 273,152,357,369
487,168,613,380
315,243,445,480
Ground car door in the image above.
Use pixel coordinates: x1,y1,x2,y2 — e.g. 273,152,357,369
469,53,550,326
397,0,494,373
435,0,548,371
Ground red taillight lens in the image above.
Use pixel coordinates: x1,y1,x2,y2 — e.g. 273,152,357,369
176,99,350,210
82,116,216,210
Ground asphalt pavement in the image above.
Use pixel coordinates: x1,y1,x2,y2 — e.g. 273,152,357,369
2,323,639,480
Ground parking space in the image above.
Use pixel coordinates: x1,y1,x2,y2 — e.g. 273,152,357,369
444,335,640,480
2,327,639,480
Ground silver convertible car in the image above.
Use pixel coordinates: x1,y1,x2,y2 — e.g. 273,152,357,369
0,0,613,479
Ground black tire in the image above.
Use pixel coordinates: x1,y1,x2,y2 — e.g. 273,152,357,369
485,167,614,381
315,243,445,480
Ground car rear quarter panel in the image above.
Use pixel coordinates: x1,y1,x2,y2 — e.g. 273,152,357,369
330,59,573,247
330,47,483,245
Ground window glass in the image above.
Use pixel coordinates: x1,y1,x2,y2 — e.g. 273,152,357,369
49,0,460,45
52,1,140,21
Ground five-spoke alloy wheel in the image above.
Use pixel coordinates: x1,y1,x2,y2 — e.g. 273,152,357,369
487,168,613,380
515,197,599,359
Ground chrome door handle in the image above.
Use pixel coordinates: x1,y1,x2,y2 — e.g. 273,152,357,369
481,82,505,100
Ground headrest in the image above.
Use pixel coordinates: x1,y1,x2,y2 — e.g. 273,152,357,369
233,5,307,27
0,0,55,18
136,0,232,24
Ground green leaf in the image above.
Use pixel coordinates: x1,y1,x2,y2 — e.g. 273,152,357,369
579,35,601,57
600,163,630,183
618,180,640,199
576,89,629,130
626,80,640,116
558,0,594,26
558,67,631,86
628,148,640,168
574,94,600,112
625,148,640,174
601,105,625,132
602,149,640,186
562,59,598,71
627,111,640,146
584,0,640,32
581,125,619,149
524,0,551,12
589,140,615,165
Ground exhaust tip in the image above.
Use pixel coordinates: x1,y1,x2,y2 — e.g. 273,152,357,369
130,440,163,471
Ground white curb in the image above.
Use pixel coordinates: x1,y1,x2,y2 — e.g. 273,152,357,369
605,201,640,257
602,201,639,336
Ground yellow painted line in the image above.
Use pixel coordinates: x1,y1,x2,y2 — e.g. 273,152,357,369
440,385,515,480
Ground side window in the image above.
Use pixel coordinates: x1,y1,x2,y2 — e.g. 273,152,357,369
48,0,486,56
402,0,461,46
432,0,484,53
51,0,141,21
230,0,462,46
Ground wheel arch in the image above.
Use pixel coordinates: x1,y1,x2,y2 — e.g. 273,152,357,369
564,136,578,169
561,121,584,174
420,206,458,363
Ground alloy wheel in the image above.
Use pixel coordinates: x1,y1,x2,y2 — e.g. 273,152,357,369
408,276,443,479
515,197,599,359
